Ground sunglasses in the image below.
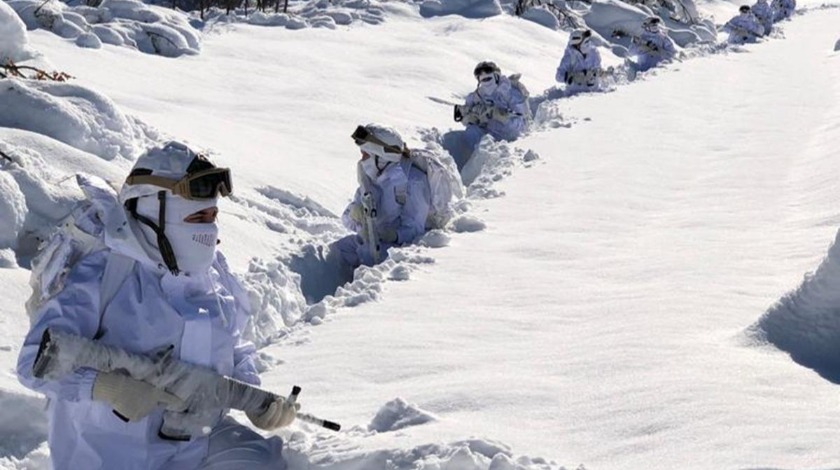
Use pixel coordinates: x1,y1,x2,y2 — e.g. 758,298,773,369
351,125,405,155
125,167,232,200
479,75,494,83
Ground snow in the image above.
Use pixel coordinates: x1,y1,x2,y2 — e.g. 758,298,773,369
2,0,840,469
419,0,502,19
7,0,200,57
0,0,33,63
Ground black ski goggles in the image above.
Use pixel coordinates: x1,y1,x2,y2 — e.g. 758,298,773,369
474,65,498,77
125,167,233,200
351,125,404,155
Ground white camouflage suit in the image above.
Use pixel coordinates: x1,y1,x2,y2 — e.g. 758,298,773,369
629,30,677,72
555,41,603,90
751,0,774,34
16,145,285,470
338,160,431,267
724,11,765,43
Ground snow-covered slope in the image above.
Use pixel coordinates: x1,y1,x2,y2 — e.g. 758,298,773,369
1,0,839,468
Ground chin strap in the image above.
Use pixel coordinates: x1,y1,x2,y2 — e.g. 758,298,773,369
126,191,180,274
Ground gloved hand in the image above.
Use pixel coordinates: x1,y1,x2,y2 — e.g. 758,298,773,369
92,372,185,422
348,203,364,224
380,228,398,244
491,107,510,123
247,397,300,430
564,71,572,85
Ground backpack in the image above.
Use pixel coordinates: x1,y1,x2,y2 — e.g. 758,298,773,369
508,73,530,99
399,146,464,230
507,73,532,120
26,173,135,330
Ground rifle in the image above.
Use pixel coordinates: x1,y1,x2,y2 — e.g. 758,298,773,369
32,329,341,436
360,191,381,264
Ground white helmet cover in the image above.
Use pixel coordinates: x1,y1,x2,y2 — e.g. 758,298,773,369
355,123,407,163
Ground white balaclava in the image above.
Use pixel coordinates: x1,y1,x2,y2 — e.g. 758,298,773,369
135,194,219,275
477,72,499,98
360,157,381,180
356,123,405,181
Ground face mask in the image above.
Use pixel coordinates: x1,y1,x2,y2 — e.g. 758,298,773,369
136,194,219,274
165,220,219,274
477,74,498,96
360,157,380,180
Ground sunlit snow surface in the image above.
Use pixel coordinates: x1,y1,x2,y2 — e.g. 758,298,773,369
1,1,840,469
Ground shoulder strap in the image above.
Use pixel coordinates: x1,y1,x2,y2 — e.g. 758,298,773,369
93,251,135,340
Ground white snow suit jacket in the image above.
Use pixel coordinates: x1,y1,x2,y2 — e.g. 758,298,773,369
771,0,794,20
464,75,529,142
556,45,603,87
751,0,774,32
724,13,765,42
630,31,677,70
17,214,258,469
342,160,431,264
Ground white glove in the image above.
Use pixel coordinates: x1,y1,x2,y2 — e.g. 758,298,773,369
92,372,185,422
247,397,300,430
348,203,364,224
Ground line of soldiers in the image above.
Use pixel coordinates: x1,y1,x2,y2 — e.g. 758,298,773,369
338,2,799,272
724,0,795,44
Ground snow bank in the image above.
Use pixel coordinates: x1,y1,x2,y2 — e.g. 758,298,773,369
0,129,127,260
238,257,308,347
7,0,200,57
0,0,35,63
751,229,840,382
204,0,387,31
420,0,502,19
0,79,157,160
0,390,48,462
368,397,438,432
284,429,565,470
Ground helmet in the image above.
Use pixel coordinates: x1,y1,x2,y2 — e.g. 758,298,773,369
119,141,231,204
351,124,408,163
739,4,750,12
473,61,501,78
119,141,231,274
569,29,592,46
642,16,661,32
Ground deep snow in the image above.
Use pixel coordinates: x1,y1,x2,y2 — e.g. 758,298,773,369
1,0,840,469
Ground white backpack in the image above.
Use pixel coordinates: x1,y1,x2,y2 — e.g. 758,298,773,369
26,174,134,331
400,145,464,230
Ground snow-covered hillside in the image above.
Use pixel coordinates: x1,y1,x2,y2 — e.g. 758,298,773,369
2,0,840,467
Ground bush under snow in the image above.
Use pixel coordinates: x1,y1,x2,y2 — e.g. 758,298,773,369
7,0,200,57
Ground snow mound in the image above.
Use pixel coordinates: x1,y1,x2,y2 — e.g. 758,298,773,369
368,397,438,432
450,214,486,233
0,390,48,461
0,79,158,160
0,171,27,251
238,256,308,347
284,430,568,469
0,129,127,261
7,0,200,57
0,0,35,63
206,0,387,31
420,0,502,19
751,228,840,383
